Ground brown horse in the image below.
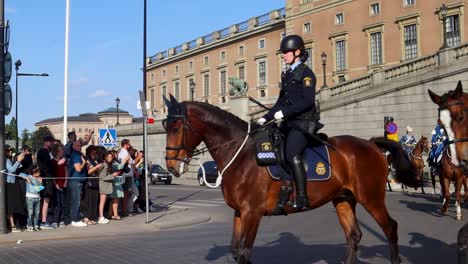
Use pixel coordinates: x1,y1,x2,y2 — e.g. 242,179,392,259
162,95,419,264
402,136,429,193
428,81,468,220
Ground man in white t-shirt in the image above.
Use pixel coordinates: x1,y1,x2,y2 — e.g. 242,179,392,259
118,139,138,215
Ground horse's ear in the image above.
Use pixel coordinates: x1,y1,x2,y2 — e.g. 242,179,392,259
428,89,441,105
455,80,464,98
163,95,172,109
169,94,181,114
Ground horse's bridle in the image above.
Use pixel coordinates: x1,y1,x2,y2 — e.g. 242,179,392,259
438,101,468,145
163,114,250,163
163,114,203,163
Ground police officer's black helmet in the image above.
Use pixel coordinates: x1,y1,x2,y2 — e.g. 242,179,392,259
279,35,305,52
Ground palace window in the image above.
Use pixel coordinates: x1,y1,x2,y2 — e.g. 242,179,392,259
203,74,210,97
238,65,245,80
404,24,418,60
335,40,346,71
303,22,311,33
220,70,227,95
239,45,244,56
335,13,344,25
404,0,415,7
174,81,180,101
257,60,267,86
258,39,265,49
446,15,461,47
370,3,380,15
370,32,383,65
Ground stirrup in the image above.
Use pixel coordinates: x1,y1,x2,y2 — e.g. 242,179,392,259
293,195,309,210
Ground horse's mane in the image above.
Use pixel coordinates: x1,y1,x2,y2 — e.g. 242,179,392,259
440,88,467,105
184,101,248,129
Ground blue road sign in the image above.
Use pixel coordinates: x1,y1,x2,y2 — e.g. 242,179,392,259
386,122,398,134
99,128,117,147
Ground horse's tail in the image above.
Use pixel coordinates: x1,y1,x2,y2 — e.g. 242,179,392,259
370,137,420,188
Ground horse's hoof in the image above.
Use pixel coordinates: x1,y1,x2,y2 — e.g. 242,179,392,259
457,215,463,221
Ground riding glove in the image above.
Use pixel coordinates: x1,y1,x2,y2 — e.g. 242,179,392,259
274,111,284,120
256,118,266,125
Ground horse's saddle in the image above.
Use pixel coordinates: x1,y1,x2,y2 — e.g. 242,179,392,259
254,125,332,181
267,136,332,182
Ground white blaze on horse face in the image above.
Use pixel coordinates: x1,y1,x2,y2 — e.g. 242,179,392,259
440,109,459,165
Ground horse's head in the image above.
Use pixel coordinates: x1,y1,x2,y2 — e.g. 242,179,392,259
419,136,429,154
428,81,468,172
162,95,203,177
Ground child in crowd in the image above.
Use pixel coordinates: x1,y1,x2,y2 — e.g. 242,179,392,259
20,165,44,231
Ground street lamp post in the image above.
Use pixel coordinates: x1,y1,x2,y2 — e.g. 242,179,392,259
189,79,195,101
115,97,120,125
440,3,449,49
321,52,328,89
14,59,49,151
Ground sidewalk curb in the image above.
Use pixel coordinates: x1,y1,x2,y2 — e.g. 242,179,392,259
0,210,212,244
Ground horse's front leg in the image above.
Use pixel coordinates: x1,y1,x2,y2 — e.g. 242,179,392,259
231,210,242,260
441,177,451,214
455,176,463,221
237,210,263,264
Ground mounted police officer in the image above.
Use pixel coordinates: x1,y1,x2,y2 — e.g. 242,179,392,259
399,126,417,154
257,35,317,210
428,120,447,168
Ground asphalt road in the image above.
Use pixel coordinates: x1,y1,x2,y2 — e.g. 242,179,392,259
0,184,466,264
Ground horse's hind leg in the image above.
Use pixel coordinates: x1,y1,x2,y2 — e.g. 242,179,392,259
430,168,437,197
362,202,401,264
441,177,451,214
333,196,362,264
231,210,242,260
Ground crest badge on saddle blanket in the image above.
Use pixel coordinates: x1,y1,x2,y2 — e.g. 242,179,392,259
267,145,332,181
315,162,327,176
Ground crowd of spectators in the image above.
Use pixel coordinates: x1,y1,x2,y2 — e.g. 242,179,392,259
5,131,153,232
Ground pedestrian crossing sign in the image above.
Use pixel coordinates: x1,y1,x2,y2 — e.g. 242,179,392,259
99,128,117,147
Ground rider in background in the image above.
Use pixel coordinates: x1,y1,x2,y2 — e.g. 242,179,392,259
256,35,317,210
399,126,417,154
428,120,446,168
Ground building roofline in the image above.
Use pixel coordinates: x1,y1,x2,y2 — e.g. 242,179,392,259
147,7,285,69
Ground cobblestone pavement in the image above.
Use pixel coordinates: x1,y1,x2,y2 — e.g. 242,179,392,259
0,186,466,263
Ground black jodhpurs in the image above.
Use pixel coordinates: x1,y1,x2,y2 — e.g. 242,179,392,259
285,128,308,163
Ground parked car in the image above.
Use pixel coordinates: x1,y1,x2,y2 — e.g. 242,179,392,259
150,164,172,185
197,161,218,186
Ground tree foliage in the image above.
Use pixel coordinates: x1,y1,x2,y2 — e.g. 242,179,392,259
30,126,53,151
5,117,17,140
21,128,32,148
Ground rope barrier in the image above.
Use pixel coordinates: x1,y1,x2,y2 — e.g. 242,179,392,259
0,170,123,180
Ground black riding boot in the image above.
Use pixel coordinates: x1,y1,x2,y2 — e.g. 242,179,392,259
290,155,309,210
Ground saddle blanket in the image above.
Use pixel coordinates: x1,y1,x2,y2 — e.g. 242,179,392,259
267,145,331,181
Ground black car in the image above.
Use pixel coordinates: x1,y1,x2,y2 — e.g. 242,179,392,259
197,161,218,186
149,164,172,185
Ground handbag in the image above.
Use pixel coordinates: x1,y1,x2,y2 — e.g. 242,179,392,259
102,174,114,182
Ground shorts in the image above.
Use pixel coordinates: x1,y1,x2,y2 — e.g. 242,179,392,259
41,179,55,199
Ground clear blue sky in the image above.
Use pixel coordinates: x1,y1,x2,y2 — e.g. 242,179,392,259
7,0,285,133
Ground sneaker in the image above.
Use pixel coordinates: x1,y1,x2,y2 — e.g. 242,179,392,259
98,217,110,224
26,226,35,232
41,223,55,230
36,226,42,231
137,208,144,214
71,221,87,227
51,223,58,228
11,227,22,233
